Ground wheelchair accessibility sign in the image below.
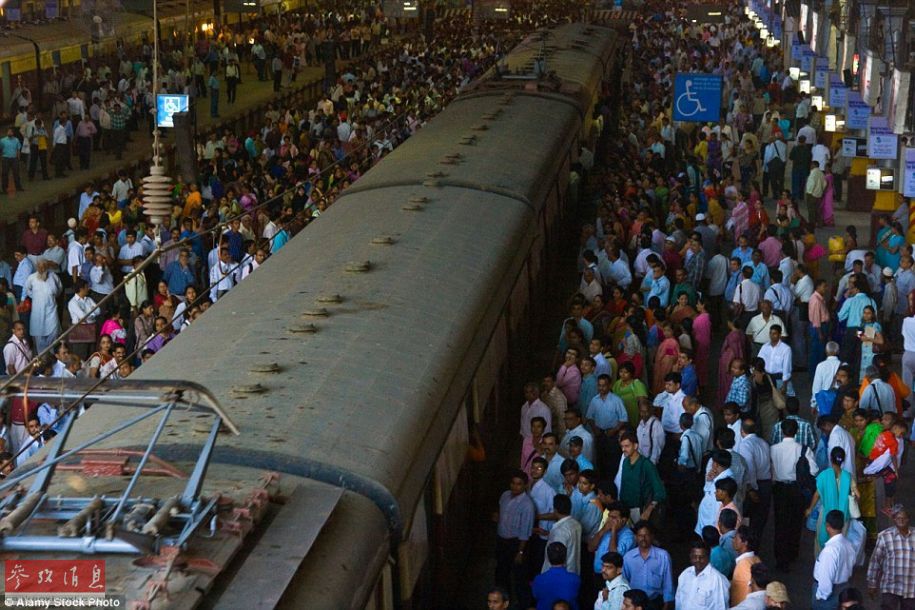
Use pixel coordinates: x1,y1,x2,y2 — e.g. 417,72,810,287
672,73,722,123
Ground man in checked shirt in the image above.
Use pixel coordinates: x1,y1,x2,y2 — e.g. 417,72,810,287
867,505,915,609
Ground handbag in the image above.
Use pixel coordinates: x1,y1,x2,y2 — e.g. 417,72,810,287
848,493,861,519
16,297,31,314
767,374,787,410
68,322,98,344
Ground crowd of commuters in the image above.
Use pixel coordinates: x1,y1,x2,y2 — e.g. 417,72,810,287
489,2,915,610
0,0,586,469
1,1,392,189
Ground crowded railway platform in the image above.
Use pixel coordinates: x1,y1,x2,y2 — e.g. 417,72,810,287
0,0,913,608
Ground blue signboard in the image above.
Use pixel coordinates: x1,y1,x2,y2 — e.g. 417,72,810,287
814,67,829,89
156,94,189,128
672,73,722,123
846,101,871,130
829,84,848,109
791,42,802,61
800,48,815,72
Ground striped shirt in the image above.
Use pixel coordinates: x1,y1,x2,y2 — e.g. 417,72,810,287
867,526,915,598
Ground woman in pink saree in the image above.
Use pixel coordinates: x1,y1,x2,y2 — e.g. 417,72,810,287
717,321,747,406
820,163,836,227
652,323,680,394
692,299,712,388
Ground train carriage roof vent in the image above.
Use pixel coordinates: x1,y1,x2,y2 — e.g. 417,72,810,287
345,261,372,273
372,236,396,245
232,383,269,395
249,362,282,374
470,124,489,131
409,195,431,203
289,323,318,334
425,171,447,178
316,294,344,304
302,308,330,317
459,135,478,145
403,203,425,210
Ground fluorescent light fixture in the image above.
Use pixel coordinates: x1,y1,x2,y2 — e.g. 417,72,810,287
707,11,721,16
494,6,508,12
760,27,769,38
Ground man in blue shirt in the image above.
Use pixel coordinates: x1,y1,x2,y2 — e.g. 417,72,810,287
495,470,535,603
710,508,739,578
163,249,197,297
622,521,674,608
677,350,699,397
577,357,598,414
531,542,581,610
591,502,635,574
1,128,24,194
587,374,628,476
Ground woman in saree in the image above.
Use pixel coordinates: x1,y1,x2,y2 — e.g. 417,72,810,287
651,322,679,394
615,315,646,381
820,163,836,227
692,299,712,388
717,321,747,406
805,446,858,553
668,292,697,326
613,361,648,425
853,408,882,540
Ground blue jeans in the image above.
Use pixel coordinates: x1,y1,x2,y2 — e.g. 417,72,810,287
809,324,826,373
209,92,219,117
791,168,808,200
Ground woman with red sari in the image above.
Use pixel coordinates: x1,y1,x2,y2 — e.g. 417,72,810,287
651,323,680,394
717,321,748,406
748,199,770,244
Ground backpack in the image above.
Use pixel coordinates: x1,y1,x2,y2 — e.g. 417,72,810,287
796,449,816,502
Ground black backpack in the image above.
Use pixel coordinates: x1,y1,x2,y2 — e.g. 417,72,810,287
796,450,816,501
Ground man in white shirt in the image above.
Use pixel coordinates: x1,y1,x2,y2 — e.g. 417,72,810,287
528,458,556,571
652,372,686,436
810,342,841,411
733,266,761,326
771,419,818,571
738,417,773,539
819,415,857,480
746,301,787,353
635,398,664,464
684,396,714,453
3,321,33,375
561,409,594,464
674,541,729,610
208,246,238,302
68,279,99,325
594,551,629,610
67,228,87,284
758,325,792,394
811,142,831,169
812,511,856,609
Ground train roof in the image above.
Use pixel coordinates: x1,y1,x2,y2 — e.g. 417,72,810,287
467,22,617,113
58,88,581,537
